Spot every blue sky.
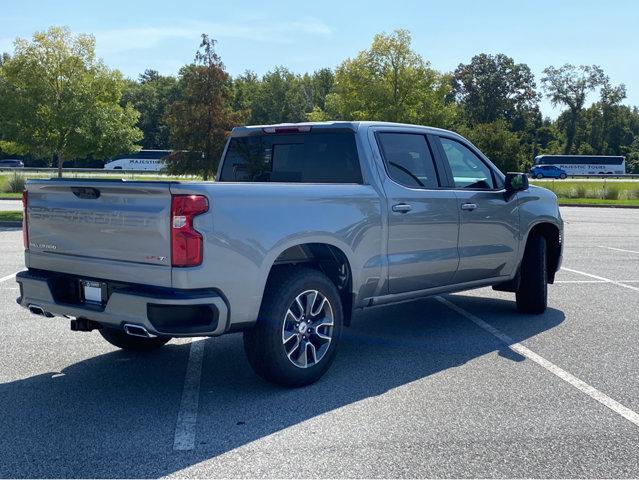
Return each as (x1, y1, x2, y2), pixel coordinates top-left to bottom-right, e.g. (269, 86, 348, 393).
(2, 0, 638, 118)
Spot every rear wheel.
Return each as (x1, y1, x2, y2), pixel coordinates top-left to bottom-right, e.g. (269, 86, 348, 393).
(244, 268, 343, 387)
(535, 174, 544, 179)
(99, 327, 170, 351)
(559, 173, 567, 179)
(516, 234, 547, 314)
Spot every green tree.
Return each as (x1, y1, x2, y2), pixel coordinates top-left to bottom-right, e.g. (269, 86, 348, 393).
(164, 35, 245, 179)
(251, 67, 309, 123)
(308, 68, 334, 111)
(121, 69, 180, 149)
(325, 29, 456, 127)
(564, 77, 633, 157)
(541, 64, 606, 154)
(233, 67, 334, 124)
(232, 70, 260, 117)
(626, 136, 639, 174)
(452, 53, 539, 129)
(459, 120, 528, 172)
(0, 26, 141, 176)
(0, 52, 10, 67)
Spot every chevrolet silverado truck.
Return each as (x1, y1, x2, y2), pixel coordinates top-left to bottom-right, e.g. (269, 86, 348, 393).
(17, 122, 563, 387)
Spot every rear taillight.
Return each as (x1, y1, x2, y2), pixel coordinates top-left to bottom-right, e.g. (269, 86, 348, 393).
(171, 195, 208, 267)
(22, 190, 28, 249)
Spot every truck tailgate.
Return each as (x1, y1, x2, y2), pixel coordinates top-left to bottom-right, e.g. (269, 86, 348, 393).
(26, 180, 172, 275)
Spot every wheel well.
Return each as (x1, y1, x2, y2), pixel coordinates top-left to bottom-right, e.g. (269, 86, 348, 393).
(527, 223, 561, 283)
(265, 243, 354, 326)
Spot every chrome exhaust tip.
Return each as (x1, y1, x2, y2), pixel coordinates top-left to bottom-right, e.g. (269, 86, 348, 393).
(123, 323, 155, 338)
(28, 304, 54, 317)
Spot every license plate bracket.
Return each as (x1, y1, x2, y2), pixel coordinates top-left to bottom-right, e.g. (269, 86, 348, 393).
(80, 280, 106, 305)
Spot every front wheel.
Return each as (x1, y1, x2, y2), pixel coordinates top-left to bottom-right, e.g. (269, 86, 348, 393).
(99, 327, 170, 351)
(244, 268, 343, 387)
(516, 235, 547, 314)
(535, 174, 544, 179)
(559, 173, 567, 179)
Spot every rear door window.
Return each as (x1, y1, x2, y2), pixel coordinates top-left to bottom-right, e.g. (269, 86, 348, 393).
(376, 133, 439, 189)
(219, 132, 362, 183)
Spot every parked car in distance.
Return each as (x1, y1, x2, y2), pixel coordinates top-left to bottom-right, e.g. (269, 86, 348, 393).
(17, 121, 563, 387)
(530, 165, 568, 179)
(0, 159, 25, 168)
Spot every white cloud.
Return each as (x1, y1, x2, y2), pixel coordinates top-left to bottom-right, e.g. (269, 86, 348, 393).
(94, 18, 332, 54)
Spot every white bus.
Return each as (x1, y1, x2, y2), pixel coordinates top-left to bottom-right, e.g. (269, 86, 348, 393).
(533, 155, 626, 175)
(104, 150, 171, 171)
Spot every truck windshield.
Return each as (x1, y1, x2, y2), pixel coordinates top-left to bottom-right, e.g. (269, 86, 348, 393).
(218, 131, 362, 183)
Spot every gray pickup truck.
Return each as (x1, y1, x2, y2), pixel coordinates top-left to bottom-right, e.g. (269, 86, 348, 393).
(17, 121, 563, 386)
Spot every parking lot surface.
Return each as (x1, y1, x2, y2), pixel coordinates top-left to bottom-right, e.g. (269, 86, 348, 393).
(0, 200, 21, 211)
(0, 206, 638, 478)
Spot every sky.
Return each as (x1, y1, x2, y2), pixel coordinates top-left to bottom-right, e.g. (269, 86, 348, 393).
(2, 0, 638, 118)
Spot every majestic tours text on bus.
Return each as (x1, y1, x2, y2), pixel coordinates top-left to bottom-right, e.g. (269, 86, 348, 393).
(533, 155, 626, 175)
(104, 150, 171, 171)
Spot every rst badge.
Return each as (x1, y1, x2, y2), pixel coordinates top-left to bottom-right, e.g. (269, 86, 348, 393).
(29, 242, 57, 250)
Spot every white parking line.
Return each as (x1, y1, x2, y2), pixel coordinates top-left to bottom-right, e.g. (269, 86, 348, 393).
(436, 296, 639, 428)
(555, 280, 606, 284)
(173, 338, 206, 451)
(598, 246, 639, 254)
(562, 267, 639, 293)
(0, 271, 19, 283)
(555, 280, 639, 284)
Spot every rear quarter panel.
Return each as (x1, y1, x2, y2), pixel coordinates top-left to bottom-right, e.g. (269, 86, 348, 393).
(169, 182, 383, 326)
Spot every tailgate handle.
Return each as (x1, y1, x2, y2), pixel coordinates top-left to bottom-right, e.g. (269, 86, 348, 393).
(71, 187, 101, 199)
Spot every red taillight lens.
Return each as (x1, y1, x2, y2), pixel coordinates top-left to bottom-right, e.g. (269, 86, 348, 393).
(262, 126, 312, 134)
(171, 195, 208, 267)
(22, 190, 28, 249)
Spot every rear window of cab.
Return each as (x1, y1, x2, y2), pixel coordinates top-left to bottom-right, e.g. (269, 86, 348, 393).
(218, 132, 362, 184)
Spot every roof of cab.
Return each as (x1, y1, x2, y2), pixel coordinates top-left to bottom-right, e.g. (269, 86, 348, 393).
(230, 121, 458, 138)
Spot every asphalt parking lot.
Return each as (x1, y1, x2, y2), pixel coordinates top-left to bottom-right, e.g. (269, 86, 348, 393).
(0, 206, 638, 478)
(0, 200, 21, 211)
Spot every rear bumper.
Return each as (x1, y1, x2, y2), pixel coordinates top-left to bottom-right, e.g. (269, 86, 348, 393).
(16, 270, 229, 337)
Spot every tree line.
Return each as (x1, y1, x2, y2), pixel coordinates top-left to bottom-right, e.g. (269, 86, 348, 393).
(1, 26, 638, 177)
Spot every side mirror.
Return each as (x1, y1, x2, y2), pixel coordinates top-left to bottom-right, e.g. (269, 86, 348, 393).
(505, 172, 529, 192)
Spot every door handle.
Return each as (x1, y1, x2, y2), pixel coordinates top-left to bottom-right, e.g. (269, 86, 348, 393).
(392, 203, 412, 213)
(461, 203, 478, 211)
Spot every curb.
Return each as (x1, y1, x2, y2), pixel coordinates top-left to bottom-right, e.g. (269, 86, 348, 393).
(0, 221, 22, 228)
(559, 203, 639, 209)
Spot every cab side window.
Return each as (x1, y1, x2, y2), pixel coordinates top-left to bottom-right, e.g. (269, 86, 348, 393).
(377, 133, 439, 189)
(439, 137, 495, 190)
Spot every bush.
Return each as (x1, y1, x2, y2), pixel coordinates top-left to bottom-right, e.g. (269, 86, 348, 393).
(602, 185, 621, 200)
(4, 173, 26, 193)
(576, 185, 587, 198)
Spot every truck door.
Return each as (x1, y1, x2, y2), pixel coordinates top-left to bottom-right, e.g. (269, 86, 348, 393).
(373, 130, 460, 294)
(432, 135, 519, 284)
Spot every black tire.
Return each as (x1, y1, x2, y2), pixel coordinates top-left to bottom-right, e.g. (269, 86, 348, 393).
(516, 234, 548, 314)
(243, 268, 343, 387)
(536, 174, 544, 179)
(99, 327, 170, 351)
(559, 173, 567, 179)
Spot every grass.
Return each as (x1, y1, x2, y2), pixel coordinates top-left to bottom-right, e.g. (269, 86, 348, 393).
(531, 179, 639, 202)
(558, 198, 639, 206)
(0, 172, 203, 194)
(0, 192, 21, 199)
(0, 211, 23, 222)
